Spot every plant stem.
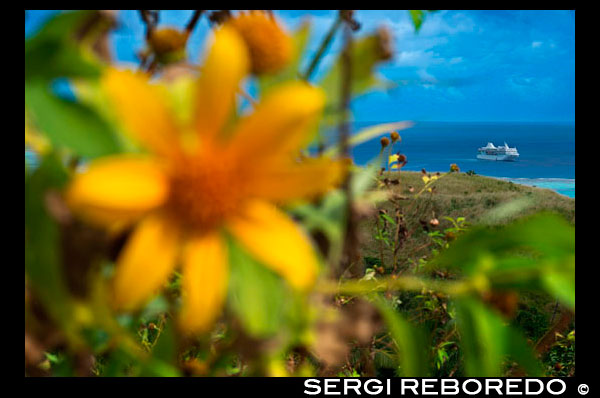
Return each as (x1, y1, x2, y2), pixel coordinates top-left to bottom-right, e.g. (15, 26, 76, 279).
(139, 10, 159, 40)
(315, 275, 471, 297)
(337, 20, 362, 279)
(185, 10, 204, 33)
(301, 16, 342, 81)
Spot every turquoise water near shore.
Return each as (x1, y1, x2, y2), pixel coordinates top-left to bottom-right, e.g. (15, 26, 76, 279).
(496, 177, 575, 198)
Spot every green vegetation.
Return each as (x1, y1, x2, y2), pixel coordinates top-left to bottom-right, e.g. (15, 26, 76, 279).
(25, 11, 574, 378)
(350, 169, 575, 377)
(361, 171, 574, 269)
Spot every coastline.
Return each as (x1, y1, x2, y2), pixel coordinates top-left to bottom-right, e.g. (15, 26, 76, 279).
(490, 176, 575, 198)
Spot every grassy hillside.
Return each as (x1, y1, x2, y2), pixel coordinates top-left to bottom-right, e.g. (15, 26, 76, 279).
(355, 170, 575, 376)
(359, 170, 574, 271)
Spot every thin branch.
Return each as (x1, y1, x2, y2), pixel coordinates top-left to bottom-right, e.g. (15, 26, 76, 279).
(139, 10, 159, 40)
(338, 19, 361, 279)
(301, 15, 342, 81)
(185, 10, 204, 33)
(237, 88, 257, 107)
(315, 275, 471, 297)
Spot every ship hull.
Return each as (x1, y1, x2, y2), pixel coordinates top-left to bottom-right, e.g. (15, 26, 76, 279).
(477, 154, 519, 161)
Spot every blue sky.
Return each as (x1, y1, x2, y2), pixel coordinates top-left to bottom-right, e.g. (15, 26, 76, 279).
(26, 10, 575, 123)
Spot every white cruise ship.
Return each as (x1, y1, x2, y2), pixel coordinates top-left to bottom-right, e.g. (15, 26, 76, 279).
(477, 142, 519, 161)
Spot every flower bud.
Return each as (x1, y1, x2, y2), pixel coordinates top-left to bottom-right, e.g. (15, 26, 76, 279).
(148, 27, 189, 57)
(228, 11, 292, 75)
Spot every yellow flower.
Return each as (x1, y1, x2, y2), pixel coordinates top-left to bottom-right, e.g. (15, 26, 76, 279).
(388, 154, 399, 170)
(422, 175, 439, 184)
(227, 11, 292, 75)
(66, 26, 345, 334)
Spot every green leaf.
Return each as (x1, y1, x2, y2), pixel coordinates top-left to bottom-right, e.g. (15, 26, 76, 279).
(428, 213, 574, 310)
(25, 11, 102, 81)
(152, 321, 177, 365)
(409, 11, 426, 32)
(289, 189, 346, 254)
(322, 121, 414, 157)
(505, 326, 543, 376)
(140, 359, 180, 377)
(373, 296, 430, 376)
(454, 298, 506, 376)
(25, 153, 73, 329)
(454, 298, 541, 376)
(227, 239, 289, 338)
(353, 163, 378, 196)
(480, 197, 535, 225)
(380, 213, 396, 225)
(429, 213, 574, 277)
(25, 81, 121, 158)
(542, 264, 575, 310)
(26, 40, 101, 81)
(28, 10, 95, 40)
(101, 348, 136, 376)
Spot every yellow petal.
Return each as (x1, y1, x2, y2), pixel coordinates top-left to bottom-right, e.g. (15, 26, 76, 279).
(228, 82, 325, 162)
(66, 155, 169, 227)
(179, 232, 228, 334)
(227, 200, 318, 290)
(102, 68, 181, 157)
(249, 157, 346, 203)
(194, 26, 249, 142)
(113, 213, 180, 310)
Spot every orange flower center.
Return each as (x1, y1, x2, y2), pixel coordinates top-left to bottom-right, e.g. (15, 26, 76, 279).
(166, 153, 246, 231)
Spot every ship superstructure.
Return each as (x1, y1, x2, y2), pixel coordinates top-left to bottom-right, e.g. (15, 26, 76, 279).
(477, 142, 519, 161)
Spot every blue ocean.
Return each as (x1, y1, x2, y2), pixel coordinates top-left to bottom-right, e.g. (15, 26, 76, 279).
(349, 122, 575, 198)
(25, 122, 575, 198)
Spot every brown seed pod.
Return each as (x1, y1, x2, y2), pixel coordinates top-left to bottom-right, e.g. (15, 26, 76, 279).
(208, 10, 232, 25)
(380, 137, 390, 148)
(148, 27, 189, 56)
(390, 131, 400, 143)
